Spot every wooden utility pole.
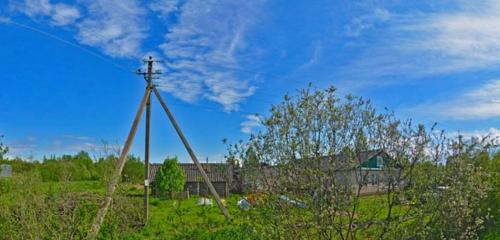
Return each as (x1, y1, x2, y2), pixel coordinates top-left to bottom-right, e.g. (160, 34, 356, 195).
(88, 56, 230, 239)
(143, 57, 154, 223)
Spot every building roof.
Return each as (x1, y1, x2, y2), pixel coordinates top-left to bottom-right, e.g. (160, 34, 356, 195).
(322, 149, 387, 168)
(255, 149, 390, 173)
(149, 163, 231, 183)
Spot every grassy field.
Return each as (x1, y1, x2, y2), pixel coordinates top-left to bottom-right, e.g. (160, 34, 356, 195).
(124, 188, 405, 239)
(126, 195, 257, 240)
(0, 179, 257, 239)
(2, 179, 496, 239)
(0, 179, 412, 239)
(0, 179, 397, 239)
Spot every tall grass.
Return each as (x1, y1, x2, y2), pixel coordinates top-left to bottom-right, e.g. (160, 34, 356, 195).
(0, 173, 142, 240)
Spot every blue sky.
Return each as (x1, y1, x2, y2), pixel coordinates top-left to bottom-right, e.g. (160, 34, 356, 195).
(1, 0, 500, 163)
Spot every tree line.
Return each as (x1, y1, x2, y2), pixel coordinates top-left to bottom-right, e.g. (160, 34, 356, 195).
(0, 147, 144, 184)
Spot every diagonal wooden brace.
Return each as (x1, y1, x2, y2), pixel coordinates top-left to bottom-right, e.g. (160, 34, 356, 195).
(152, 87, 231, 220)
(88, 87, 152, 239)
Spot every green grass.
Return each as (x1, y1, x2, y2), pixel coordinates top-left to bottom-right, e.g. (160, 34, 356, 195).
(5, 179, 495, 239)
(0, 179, 256, 239)
(125, 195, 257, 240)
(124, 193, 409, 239)
(0, 179, 400, 239)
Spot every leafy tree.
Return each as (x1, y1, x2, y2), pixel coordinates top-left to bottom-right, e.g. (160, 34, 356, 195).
(153, 157, 185, 198)
(39, 159, 63, 181)
(478, 151, 500, 238)
(0, 135, 8, 160)
(94, 155, 117, 183)
(244, 146, 259, 167)
(227, 85, 497, 239)
(68, 151, 94, 181)
(122, 155, 144, 183)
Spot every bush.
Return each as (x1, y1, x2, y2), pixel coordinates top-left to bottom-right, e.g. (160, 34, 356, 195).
(122, 155, 144, 184)
(39, 159, 63, 181)
(153, 157, 185, 198)
(0, 178, 13, 194)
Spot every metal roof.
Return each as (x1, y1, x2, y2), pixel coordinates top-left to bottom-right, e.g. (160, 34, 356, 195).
(149, 163, 231, 182)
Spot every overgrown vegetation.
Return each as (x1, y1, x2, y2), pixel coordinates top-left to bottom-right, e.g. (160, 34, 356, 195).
(0, 142, 146, 239)
(227, 86, 500, 239)
(0, 85, 498, 239)
(0, 177, 142, 239)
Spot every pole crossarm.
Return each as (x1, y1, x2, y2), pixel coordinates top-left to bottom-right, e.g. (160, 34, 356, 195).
(88, 87, 152, 239)
(152, 87, 231, 220)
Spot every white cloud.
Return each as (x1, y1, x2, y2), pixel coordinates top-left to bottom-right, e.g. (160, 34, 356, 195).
(5, 134, 100, 159)
(75, 0, 147, 58)
(340, 1, 500, 88)
(51, 3, 80, 26)
(10, 0, 80, 26)
(447, 128, 500, 145)
(403, 2, 500, 73)
(63, 134, 94, 141)
(345, 7, 390, 37)
(5, 136, 38, 158)
(156, 0, 265, 112)
(240, 115, 262, 134)
(12, 0, 52, 17)
(411, 79, 500, 120)
(149, 0, 179, 18)
(10, 0, 146, 58)
(204, 76, 256, 112)
(296, 41, 323, 72)
(340, 1, 500, 124)
(9, 0, 264, 111)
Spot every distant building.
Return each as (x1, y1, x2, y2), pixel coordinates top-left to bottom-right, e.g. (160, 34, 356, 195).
(149, 163, 233, 197)
(242, 150, 400, 195)
(0, 164, 12, 177)
(149, 150, 398, 198)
